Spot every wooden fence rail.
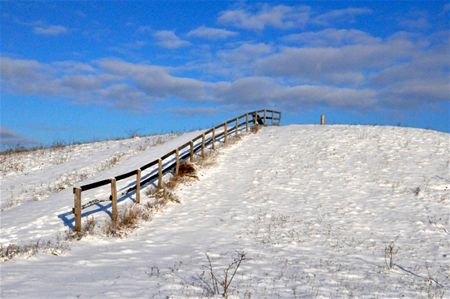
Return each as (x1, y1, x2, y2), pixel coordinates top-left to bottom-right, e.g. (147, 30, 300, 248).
(72, 109, 281, 232)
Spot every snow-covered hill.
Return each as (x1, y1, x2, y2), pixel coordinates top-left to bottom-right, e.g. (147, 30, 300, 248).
(0, 134, 181, 210)
(1, 125, 449, 298)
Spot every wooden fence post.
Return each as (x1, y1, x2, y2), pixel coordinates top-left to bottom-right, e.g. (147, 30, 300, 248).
(189, 141, 194, 162)
(254, 112, 257, 126)
(175, 148, 180, 176)
(136, 169, 141, 204)
(245, 113, 249, 131)
(264, 109, 267, 127)
(212, 128, 216, 150)
(201, 134, 205, 159)
(224, 122, 228, 143)
(73, 187, 82, 232)
(235, 117, 239, 135)
(111, 178, 118, 224)
(157, 159, 163, 190)
(321, 114, 325, 125)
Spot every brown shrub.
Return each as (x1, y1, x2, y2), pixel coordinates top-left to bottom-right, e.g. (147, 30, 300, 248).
(118, 206, 141, 229)
(250, 125, 260, 133)
(178, 160, 197, 177)
(153, 188, 180, 204)
(105, 206, 141, 236)
(164, 160, 198, 190)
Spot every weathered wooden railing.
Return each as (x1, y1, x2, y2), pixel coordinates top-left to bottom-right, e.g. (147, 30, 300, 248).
(72, 109, 281, 232)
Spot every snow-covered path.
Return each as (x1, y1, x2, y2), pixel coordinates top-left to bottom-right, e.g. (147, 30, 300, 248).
(1, 125, 449, 298)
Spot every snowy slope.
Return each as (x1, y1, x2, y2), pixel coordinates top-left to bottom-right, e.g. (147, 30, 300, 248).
(0, 134, 179, 210)
(0, 131, 201, 245)
(1, 125, 449, 298)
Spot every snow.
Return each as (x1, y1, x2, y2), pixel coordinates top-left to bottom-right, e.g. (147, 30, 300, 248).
(1, 125, 449, 298)
(0, 131, 201, 245)
(0, 134, 180, 210)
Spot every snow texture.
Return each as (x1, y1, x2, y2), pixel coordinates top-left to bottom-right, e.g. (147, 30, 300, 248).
(0, 125, 449, 298)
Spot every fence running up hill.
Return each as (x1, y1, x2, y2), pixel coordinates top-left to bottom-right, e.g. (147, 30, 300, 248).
(72, 109, 281, 232)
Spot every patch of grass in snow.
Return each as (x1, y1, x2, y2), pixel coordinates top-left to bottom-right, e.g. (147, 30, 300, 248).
(199, 251, 248, 297)
(104, 206, 142, 236)
(384, 241, 399, 270)
(250, 125, 260, 134)
(0, 237, 69, 262)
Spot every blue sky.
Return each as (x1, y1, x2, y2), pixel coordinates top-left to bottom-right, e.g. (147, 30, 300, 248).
(1, 1, 449, 149)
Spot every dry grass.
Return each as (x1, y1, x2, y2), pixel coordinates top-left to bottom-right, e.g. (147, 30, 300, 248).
(178, 160, 197, 177)
(250, 125, 260, 134)
(1, 238, 69, 261)
(102, 161, 199, 237)
(166, 160, 199, 189)
(104, 206, 141, 237)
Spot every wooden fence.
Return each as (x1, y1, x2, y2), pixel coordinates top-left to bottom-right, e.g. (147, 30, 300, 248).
(72, 109, 281, 232)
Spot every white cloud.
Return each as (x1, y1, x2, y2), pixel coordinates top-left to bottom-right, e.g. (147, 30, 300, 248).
(369, 45, 449, 108)
(1, 28, 447, 114)
(256, 33, 418, 84)
(153, 30, 190, 49)
(213, 77, 279, 104)
(218, 5, 310, 30)
(217, 5, 373, 31)
(283, 29, 380, 46)
(398, 11, 431, 30)
(213, 77, 377, 109)
(0, 56, 379, 112)
(282, 85, 377, 109)
(314, 8, 373, 25)
(186, 26, 238, 39)
(33, 24, 68, 36)
(218, 43, 273, 65)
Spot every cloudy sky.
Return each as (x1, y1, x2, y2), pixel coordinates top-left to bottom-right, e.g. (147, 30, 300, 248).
(1, 1, 449, 148)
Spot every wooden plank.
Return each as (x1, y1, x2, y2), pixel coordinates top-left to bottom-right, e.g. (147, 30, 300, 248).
(201, 134, 205, 158)
(175, 148, 180, 176)
(214, 122, 225, 130)
(157, 159, 163, 190)
(203, 128, 213, 135)
(321, 114, 325, 125)
(80, 179, 111, 191)
(111, 178, 118, 224)
(115, 169, 138, 182)
(235, 117, 239, 135)
(73, 187, 82, 232)
(264, 109, 267, 127)
(245, 113, 249, 131)
(192, 134, 203, 143)
(160, 148, 176, 161)
(136, 169, 141, 204)
(224, 122, 228, 143)
(140, 159, 159, 171)
(190, 141, 194, 162)
(212, 127, 216, 150)
(178, 140, 191, 151)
